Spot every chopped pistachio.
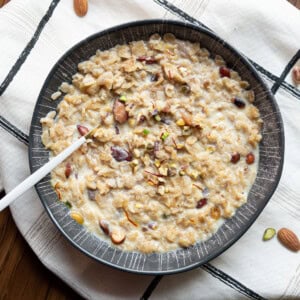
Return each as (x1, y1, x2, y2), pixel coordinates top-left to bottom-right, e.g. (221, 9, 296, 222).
(65, 201, 72, 209)
(263, 228, 276, 241)
(154, 160, 161, 168)
(119, 94, 127, 102)
(176, 118, 185, 126)
(165, 187, 169, 193)
(154, 115, 161, 122)
(143, 128, 150, 135)
(161, 132, 169, 141)
(179, 170, 186, 176)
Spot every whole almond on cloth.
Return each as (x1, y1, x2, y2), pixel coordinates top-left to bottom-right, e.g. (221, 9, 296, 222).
(0, 0, 10, 8)
(292, 66, 300, 85)
(277, 228, 300, 252)
(74, 0, 88, 17)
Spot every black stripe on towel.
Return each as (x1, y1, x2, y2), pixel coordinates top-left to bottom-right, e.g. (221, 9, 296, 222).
(271, 49, 300, 94)
(0, 116, 29, 145)
(201, 263, 266, 300)
(0, 0, 60, 96)
(140, 275, 163, 300)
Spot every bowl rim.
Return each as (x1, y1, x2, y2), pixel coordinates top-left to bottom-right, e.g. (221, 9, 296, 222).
(28, 18, 285, 275)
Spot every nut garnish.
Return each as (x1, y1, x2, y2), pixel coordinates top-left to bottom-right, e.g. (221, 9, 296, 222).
(292, 66, 300, 85)
(110, 230, 126, 244)
(262, 228, 276, 241)
(277, 228, 300, 252)
(113, 99, 128, 124)
(74, 0, 88, 17)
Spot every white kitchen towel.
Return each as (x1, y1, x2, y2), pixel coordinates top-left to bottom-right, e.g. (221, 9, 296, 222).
(0, 0, 300, 299)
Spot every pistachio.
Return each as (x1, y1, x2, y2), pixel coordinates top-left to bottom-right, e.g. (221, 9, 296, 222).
(263, 228, 276, 241)
(65, 201, 72, 209)
(119, 94, 127, 102)
(143, 128, 150, 135)
(161, 132, 169, 141)
(154, 115, 161, 122)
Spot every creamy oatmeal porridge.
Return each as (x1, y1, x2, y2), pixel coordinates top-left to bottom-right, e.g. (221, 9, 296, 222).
(41, 33, 262, 253)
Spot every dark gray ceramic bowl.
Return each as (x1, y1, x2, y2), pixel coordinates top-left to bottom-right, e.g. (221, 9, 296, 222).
(29, 19, 284, 275)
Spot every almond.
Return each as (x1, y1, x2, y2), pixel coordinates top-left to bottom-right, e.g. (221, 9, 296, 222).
(74, 0, 88, 17)
(113, 99, 128, 124)
(110, 230, 126, 245)
(277, 228, 300, 252)
(0, 0, 10, 8)
(292, 66, 300, 85)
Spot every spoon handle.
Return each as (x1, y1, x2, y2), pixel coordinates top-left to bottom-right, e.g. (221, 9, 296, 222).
(0, 136, 86, 212)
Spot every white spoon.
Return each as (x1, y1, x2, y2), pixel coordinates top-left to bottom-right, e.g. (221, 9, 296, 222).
(0, 127, 99, 212)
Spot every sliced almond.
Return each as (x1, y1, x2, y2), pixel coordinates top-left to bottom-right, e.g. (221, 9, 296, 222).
(74, 0, 88, 17)
(110, 230, 126, 244)
(99, 220, 109, 235)
(113, 99, 128, 124)
(277, 228, 300, 252)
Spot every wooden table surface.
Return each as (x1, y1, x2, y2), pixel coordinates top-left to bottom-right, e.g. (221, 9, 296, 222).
(0, 1, 299, 300)
(0, 191, 82, 300)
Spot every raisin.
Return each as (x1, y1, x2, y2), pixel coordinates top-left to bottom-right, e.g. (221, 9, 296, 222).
(196, 198, 207, 209)
(231, 152, 240, 164)
(219, 66, 231, 78)
(233, 97, 246, 109)
(246, 152, 255, 164)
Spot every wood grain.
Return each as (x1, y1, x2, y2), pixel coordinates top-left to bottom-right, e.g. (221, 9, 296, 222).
(0, 191, 82, 300)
